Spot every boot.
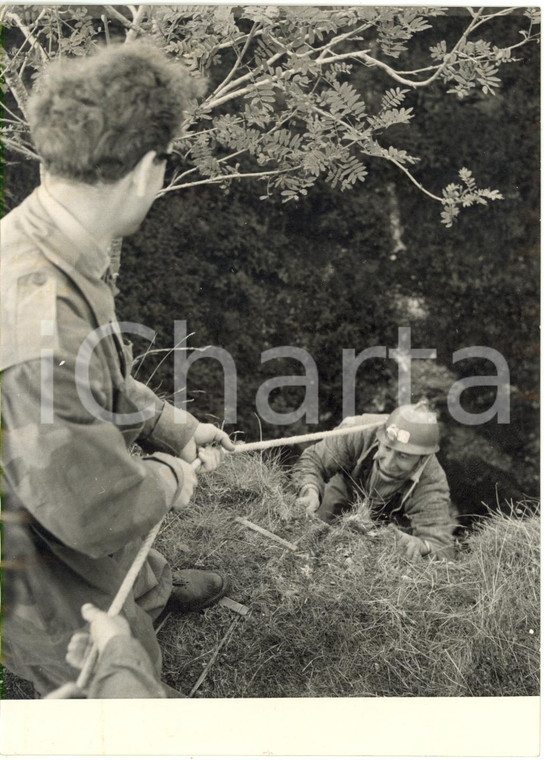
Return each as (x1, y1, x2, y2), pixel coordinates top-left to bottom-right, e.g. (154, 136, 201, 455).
(165, 569, 230, 614)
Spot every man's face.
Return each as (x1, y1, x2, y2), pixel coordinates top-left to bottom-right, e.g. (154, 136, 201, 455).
(376, 441, 421, 480)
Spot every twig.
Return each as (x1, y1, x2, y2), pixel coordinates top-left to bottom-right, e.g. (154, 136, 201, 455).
(235, 517, 299, 551)
(218, 597, 249, 616)
(158, 166, 294, 196)
(2, 137, 40, 161)
(212, 21, 260, 99)
(188, 618, 239, 698)
(104, 5, 133, 30)
(5, 10, 48, 64)
(387, 158, 444, 204)
(101, 14, 111, 45)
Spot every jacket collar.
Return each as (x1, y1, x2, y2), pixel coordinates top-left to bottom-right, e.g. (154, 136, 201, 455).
(18, 186, 116, 330)
(31, 184, 111, 280)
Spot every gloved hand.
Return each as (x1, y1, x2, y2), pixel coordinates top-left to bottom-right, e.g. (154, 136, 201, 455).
(172, 458, 198, 510)
(197, 445, 225, 473)
(393, 527, 432, 560)
(47, 604, 133, 699)
(296, 485, 321, 516)
(194, 422, 235, 451)
(180, 423, 235, 464)
(66, 603, 132, 670)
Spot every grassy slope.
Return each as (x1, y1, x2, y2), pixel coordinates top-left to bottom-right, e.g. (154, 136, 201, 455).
(2, 452, 539, 699)
(155, 453, 540, 698)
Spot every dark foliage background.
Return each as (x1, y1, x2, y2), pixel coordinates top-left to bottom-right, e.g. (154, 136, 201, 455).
(112, 17, 539, 520)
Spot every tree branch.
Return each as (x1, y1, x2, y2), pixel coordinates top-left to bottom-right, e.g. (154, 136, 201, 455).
(203, 45, 287, 103)
(387, 158, 443, 203)
(211, 22, 260, 99)
(163, 147, 248, 191)
(2, 56, 30, 119)
(104, 5, 133, 30)
(470, 7, 520, 31)
(126, 5, 149, 42)
(203, 76, 277, 111)
(319, 8, 484, 89)
(2, 100, 29, 125)
(158, 166, 294, 195)
(315, 21, 374, 60)
(2, 136, 40, 161)
(310, 105, 442, 202)
(4, 9, 48, 65)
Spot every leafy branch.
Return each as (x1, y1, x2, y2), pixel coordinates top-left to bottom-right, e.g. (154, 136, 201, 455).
(1, 5, 539, 224)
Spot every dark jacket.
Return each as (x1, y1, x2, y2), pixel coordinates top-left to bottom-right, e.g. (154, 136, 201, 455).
(293, 414, 455, 556)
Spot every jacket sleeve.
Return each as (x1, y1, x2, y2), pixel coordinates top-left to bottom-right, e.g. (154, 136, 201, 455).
(2, 349, 185, 559)
(292, 428, 364, 499)
(124, 374, 199, 454)
(87, 635, 166, 699)
(403, 457, 456, 559)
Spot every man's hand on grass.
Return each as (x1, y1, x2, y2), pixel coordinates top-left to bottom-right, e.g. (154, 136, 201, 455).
(393, 528, 431, 560)
(296, 485, 321, 517)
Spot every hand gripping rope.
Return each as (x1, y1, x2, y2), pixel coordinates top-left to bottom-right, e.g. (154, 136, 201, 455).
(75, 420, 382, 691)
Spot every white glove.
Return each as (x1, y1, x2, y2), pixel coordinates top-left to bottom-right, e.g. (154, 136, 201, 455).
(197, 445, 225, 473)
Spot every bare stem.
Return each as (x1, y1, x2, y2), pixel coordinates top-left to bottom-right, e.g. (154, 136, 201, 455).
(387, 159, 443, 203)
(5, 9, 48, 64)
(126, 5, 149, 42)
(158, 166, 295, 195)
(212, 22, 260, 99)
(2, 136, 40, 161)
(104, 5, 133, 30)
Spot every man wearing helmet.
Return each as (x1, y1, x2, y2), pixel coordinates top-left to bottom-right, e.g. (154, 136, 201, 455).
(293, 403, 455, 560)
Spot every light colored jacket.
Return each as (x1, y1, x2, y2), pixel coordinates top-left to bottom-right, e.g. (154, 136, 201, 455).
(1, 186, 198, 689)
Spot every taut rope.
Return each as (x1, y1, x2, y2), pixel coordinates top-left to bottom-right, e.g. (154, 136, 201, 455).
(75, 421, 382, 690)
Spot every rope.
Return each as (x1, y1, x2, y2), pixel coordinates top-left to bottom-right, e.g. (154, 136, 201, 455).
(75, 522, 163, 690)
(232, 420, 383, 453)
(75, 422, 381, 690)
(76, 460, 201, 691)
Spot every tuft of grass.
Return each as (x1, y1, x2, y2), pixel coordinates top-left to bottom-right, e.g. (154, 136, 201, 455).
(156, 452, 540, 698)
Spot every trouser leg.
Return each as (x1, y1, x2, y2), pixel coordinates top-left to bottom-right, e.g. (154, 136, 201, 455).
(132, 549, 173, 622)
(2, 616, 79, 697)
(316, 473, 353, 523)
(2, 549, 170, 697)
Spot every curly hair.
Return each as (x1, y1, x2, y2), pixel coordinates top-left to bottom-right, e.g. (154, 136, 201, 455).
(28, 43, 205, 184)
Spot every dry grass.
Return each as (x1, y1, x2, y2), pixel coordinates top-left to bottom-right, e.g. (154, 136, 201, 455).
(155, 453, 540, 698)
(2, 452, 539, 699)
